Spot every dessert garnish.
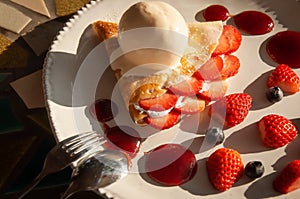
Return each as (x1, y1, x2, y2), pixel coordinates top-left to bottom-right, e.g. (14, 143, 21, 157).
(266, 86, 283, 103)
(211, 93, 252, 128)
(203, 5, 274, 35)
(273, 160, 300, 194)
(212, 25, 242, 55)
(144, 143, 197, 186)
(205, 127, 225, 145)
(104, 125, 141, 158)
(266, 64, 300, 94)
(258, 114, 298, 149)
(206, 148, 244, 191)
(173, 96, 206, 114)
(233, 11, 274, 35)
(143, 110, 181, 130)
(245, 161, 265, 179)
(266, 30, 300, 68)
(203, 4, 229, 21)
(90, 99, 118, 122)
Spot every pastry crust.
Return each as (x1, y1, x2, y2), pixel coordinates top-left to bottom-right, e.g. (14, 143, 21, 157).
(92, 20, 222, 125)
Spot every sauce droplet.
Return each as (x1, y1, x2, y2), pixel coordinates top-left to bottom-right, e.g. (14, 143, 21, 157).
(233, 11, 274, 35)
(203, 4, 229, 21)
(266, 30, 300, 68)
(105, 126, 141, 158)
(145, 144, 197, 186)
(91, 99, 118, 122)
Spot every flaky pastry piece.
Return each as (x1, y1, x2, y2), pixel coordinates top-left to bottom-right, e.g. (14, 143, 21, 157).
(92, 20, 222, 125)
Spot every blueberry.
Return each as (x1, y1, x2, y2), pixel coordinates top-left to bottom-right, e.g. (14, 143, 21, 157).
(205, 127, 224, 145)
(245, 161, 264, 179)
(266, 86, 283, 102)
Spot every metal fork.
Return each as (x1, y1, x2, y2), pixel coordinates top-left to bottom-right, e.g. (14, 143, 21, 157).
(15, 131, 105, 199)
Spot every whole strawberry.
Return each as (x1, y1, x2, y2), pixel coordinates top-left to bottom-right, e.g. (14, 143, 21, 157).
(206, 148, 244, 191)
(211, 93, 252, 128)
(273, 160, 300, 194)
(258, 114, 298, 148)
(267, 64, 300, 94)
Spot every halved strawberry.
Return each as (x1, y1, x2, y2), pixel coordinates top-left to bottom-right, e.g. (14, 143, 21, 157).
(206, 148, 244, 191)
(169, 76, 204, 96)
(221, 54, 240, 78)
(211, 93, 252, 128)
(197, 80, 228, 101)
(267, 64, 300, 94)
(138, 92, 177, 111)
(213, 25, 242, 56)
(258, 114, 298, 148)
(273, 160, 300, 194)
(144, 110, 181, 130)
(174, 96, 206, 114)
(194, 56, 223, 81)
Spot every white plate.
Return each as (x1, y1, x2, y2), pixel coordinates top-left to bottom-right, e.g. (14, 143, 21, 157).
(43, 0, 300, 198)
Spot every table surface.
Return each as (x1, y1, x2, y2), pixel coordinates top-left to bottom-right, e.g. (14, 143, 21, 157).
(0, 0, 105, 198)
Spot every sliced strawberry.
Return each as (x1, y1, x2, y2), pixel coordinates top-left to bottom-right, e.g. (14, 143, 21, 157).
(169, 76, 204, 96)
(211, 93, 252, 128)
(174, 96, 206, 114)
(138, 92, 177, 112)
(221, 54, 240, 78)
(197, 80, 228, 101)
(194, 56, 223, 81)
(267, 64, 300, 94)
(144, 110, 181, 130)
(206, 148, 244, 191)
(213, 25, 242, 56)
(258, 114, 298, 149)
(273, 160, 300, 194)
(212, 29, 230, 56)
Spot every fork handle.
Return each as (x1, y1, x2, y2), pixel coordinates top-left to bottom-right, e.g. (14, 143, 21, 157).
(14, 170, 48, 199)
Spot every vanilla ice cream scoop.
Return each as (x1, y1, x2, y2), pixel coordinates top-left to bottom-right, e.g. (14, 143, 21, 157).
(117, 1, 189, 68)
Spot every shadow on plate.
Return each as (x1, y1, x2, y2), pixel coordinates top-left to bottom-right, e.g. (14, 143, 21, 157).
(244, 70, 274, 110)
(258, 37, 278, 67)
(180, 137, 205, 155)
(45, 24, 114, 108)
(194, 9, 206, 22)
(271, 133, 300, 172)
(223, 122, 272, 154)
(244, 172, 280, 199)
(179, 107, 213, 135)
(180, 158, 219, 196)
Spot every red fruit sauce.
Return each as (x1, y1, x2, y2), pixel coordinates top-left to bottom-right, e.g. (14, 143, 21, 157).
(91, 99, 117, 122)
(203, 4, 229, 21)
(266, 30, 300, 68)
(105, 126, 141, 158)
(233, 11, 274, 35)
(145, 143, 197, 186)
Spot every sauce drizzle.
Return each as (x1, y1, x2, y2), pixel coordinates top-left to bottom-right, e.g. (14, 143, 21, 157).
(233, 11, 274, 35)
(266, 30, 300, 68)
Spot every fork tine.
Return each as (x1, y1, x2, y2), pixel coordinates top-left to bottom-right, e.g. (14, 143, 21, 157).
(70, 143, 103, 161)
(71, 136, 106, 155)
(62, 131, 98, 146)
(64, 133, 100, 152)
